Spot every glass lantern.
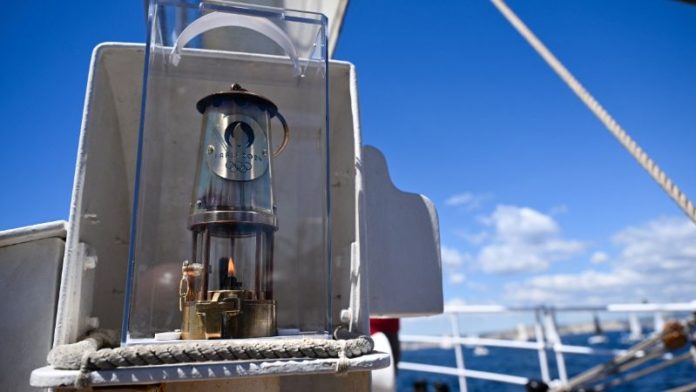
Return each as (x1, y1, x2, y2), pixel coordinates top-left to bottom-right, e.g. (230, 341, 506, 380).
(122, 0, 330, 344)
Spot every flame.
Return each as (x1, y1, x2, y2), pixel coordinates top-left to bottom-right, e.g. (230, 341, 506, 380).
(227, 257, 236, 277)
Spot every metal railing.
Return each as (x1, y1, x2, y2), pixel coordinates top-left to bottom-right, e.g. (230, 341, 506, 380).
(397, 301, 696, 392)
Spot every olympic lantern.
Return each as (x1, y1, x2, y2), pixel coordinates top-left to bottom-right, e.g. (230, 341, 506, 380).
(179, 83, 289, 339)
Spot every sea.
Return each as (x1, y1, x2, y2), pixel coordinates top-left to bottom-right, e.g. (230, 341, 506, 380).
(397, 331, 695, 391)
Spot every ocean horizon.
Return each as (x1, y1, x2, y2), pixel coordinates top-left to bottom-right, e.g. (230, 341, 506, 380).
(397, 330, 694, 391)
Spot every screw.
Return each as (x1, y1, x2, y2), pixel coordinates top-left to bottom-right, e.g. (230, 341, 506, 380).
(207, 145, 215, 154)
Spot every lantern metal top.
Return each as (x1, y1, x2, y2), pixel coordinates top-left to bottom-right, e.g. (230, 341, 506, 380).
(196, 83, 279, 116)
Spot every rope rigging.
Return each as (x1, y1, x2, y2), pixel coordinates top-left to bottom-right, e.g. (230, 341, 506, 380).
(490, 0, 696, 225)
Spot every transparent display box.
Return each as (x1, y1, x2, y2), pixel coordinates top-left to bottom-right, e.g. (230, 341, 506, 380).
(123, 0, 330, 343)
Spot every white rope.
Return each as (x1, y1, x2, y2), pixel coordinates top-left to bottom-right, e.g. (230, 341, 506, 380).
(47, 329, 373, 369)
(490, 0, 696, 225)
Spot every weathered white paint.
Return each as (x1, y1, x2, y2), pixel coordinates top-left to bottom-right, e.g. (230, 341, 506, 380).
(364, 146, 443, 317)
(0, 232, 65, 392)
(30, 352, 389, 388)
(0, 220, 66, 248)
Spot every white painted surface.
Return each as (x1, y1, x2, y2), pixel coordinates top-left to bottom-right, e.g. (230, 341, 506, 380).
(363, 146, 443, 317)
(0, 220, 66, 248)
(30, 352, 389, 388)
(53, 43, 134, 346)
(0, 234, 64, 392)
(370, 333, 395, 392)
(398, 362, 529, 386)
(154, 331, 182, 340)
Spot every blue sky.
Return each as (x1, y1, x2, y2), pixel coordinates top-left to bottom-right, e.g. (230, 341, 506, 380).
(335, 0, 696, 333)
(335, 0, 696, 309)
(1, 1, 695, 333)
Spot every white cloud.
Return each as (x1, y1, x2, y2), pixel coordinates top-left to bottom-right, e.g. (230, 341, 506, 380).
(441, 246, 470, 268)
(590, 251, 609, 264)
(455, 230, 489, 245)
(445, 192, 488, 211)
(476, 205, 585, 273)
(449, 273, 466, 284)
(488, 205, 557, 241)
(614, 217, 696, 271)
(505, 217, 696, 305)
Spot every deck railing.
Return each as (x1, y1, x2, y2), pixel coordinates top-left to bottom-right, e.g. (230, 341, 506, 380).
(397, 301, 696, 391)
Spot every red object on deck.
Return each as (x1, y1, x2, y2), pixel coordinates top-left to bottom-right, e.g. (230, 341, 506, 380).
(370, 318, 400, 334)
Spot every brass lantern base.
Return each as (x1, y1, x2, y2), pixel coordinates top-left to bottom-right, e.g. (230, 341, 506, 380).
(181, 290, 277, 340)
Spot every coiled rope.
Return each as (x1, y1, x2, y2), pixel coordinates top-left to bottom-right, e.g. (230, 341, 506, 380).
(491, 0, 696, 225)
(47, 328, 373, 388)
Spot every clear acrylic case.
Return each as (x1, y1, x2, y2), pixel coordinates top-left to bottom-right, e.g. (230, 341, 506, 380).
(123, 0, 329, 344)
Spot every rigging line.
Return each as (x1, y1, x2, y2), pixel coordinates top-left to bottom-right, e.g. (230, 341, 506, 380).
(490, 0, 696, 225)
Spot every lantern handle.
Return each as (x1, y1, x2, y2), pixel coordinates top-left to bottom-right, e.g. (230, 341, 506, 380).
(272, 112, 290, 157)
(170, 11, 302, 77)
